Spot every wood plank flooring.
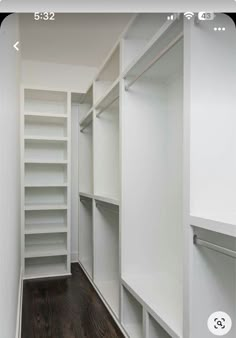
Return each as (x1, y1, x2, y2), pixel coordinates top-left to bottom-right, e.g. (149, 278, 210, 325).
(22, 263, 125, 338)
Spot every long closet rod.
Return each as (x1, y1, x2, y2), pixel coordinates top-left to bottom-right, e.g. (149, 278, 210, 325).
(96, 96, 119, 117)
(193, 235, 236, 259)
(125, 32, 183, 91)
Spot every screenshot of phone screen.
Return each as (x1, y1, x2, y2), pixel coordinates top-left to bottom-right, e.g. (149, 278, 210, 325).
(0, 8, 235, 338)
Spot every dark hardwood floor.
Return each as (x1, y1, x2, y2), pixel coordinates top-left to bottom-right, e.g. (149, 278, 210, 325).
(22, 263, 124, 338)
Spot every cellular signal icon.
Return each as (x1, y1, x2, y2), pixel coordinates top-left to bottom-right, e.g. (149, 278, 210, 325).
(184, 12, 194, 20)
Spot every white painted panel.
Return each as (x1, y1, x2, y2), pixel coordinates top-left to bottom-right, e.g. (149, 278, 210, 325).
(0, 14, 21, 338)
(190, 14, 236, 225)
(79, 120, 93, 194)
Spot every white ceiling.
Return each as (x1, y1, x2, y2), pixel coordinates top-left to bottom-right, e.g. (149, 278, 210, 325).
(19, 13, 132, 67)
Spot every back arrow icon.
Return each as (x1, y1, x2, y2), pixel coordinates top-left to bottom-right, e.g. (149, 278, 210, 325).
(14, 41, 19, 51)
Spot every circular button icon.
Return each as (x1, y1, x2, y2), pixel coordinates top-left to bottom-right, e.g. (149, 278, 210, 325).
(208, 311, 232, 336)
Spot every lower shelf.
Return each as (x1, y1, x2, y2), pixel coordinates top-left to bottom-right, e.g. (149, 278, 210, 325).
(96, 280, 119, 318)
(122, 275, 182, 338)
(24, 256, 68, 279)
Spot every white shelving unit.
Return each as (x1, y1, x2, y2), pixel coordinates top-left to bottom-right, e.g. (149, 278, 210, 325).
(22, 88, 71, 279)
(19, 12, 234, 338)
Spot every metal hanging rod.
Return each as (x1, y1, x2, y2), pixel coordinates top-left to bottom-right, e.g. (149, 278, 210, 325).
(125, 32, 183, 91)
(193, 235, 236, 259)
(96, 96, 119, 117)
(80, 197, 91, 203)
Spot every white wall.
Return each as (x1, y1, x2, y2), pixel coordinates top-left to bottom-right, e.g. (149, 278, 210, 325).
(21, 60, 97, 93)
(0, 14, 21, 338)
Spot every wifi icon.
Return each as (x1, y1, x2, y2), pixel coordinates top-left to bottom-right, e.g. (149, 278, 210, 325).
(184, 12, 194, 20)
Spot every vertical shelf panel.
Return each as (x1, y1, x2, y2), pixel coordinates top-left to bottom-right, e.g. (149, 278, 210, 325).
(94, 201, 120, 317)
(79, 196, 93, 279)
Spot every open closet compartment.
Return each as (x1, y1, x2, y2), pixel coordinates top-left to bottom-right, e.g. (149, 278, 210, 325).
(121, 18, 183, 338)
(78, 195, 93, 279)
(25, 209, 67, 234)
(24, 88, 67, 115)
(121, 13, 167, 73)
(94, 44, 120, 103)
(22, 87, 71, 279)
(191, 226, 236, 338)
(93, 200, 120, 318)
(147, 313, 171, 338)
(94, 81, 120, 202)
(121, 285, 143, 338)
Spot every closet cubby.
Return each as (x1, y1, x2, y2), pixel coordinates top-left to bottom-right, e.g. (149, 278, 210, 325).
(121, 22, 183, 338)
(94, 44, 120, 103)
(25, 187, 67, 206)
(191, 227, 236, 338)
(121, 14, 167, 72)
(122, 286, 143, 338)
(24, 114, 67, 138)
(94, 86, 119, 201)
(148, 314, 171, 338)
(25, 256, 67, 279)
(78, 195, 93, 279)
(25, 233, 67, 258)
(24, 163, 67, 186)
(24, 139, 67, 162)
(93, 201, 119, 317)
(25, 209, 67, 234)
(24, 89, 67, 115)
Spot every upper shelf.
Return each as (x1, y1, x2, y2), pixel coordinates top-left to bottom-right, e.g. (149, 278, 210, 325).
(24, 113, 68, 119)
(94, 79, 119, 117)
(123, 17, 183, 82)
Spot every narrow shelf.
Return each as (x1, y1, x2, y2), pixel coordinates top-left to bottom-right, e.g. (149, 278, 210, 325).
(190, 215, 236, 238)
(24, 257, 68, 279)
(25, 204, 68, 211)
(25, 243, 67, 258)
(24, 160, 68, 164)
(96, 280, 119, 317)
(123, 17, 182, 81)
(94, 194, 119, 206)
(122, 275, 182, 338)
(24, 112, 68, 118)
(94, 78, 119, 113)
(79, 192, 94, 199)
(25, 223, 67, 235)
(25, 183, 68, 187)
(24, 136, 68, 142)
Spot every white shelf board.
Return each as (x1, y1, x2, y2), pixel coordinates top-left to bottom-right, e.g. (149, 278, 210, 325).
(190, 215, 236, 238)
(94, 194, 119, 206)
(25, 223, 67, 235)
(96, 280, 119, 317)
(25, 243, 67, 258)
(94, 78, 120, 111)
(24, 183, 68, 187)
(24, 262, 68, 280)
(24, 112, 68, 118)
(24, 204, 68, 211)
(79, 192, 94, 199)
(24, 136, 68, 142)
(24, 160, 68, 164)
(122, 275, 182, 338)
(122, 17, 182, 79)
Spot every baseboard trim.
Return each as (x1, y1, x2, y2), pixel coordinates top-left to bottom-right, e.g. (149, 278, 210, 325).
(15, 267, 23, 338)
(71, 252, 78, 263)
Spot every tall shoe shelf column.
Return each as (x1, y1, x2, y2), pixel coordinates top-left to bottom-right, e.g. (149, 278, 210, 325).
(22, 88, 71, 279)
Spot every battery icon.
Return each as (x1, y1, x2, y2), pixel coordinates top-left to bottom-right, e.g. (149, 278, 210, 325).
(198, 12, 215, 20)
